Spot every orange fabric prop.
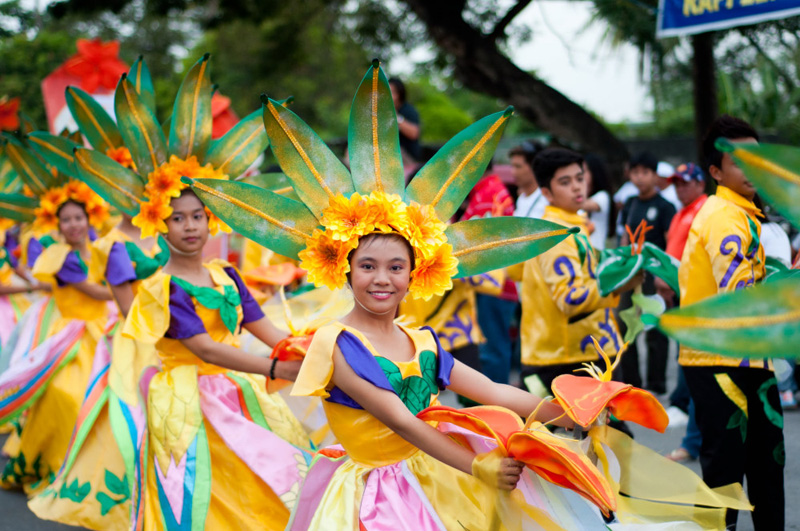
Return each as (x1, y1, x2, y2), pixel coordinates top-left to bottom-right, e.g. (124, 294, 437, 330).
(266, 332, 315, 392)
(418, 405, 617, 516)
(0, 97, 20, 131)
(62, 39, 128, 93)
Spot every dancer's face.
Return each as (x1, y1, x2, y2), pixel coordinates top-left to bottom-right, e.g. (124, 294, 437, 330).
(348, 235, 412, 315)
(164, 192, 209, 255)
(58, 201, 89, 246)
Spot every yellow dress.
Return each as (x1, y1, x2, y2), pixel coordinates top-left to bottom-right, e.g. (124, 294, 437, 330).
(122, 260, 313, 531)
(0, 243, 109, 492)
(288, 322, 613, 530)
(28, 228, 169, 530)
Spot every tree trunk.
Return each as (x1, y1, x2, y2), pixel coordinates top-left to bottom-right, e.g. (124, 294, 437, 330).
(691, 32, 717, 165)
(401, 0, 630, 182)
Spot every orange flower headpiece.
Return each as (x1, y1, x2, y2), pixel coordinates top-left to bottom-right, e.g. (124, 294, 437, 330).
(299, 191, 457, 301)
(33, 180, 110, 233)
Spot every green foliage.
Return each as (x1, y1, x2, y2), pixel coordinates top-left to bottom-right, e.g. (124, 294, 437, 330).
(97, 470, 131, 515)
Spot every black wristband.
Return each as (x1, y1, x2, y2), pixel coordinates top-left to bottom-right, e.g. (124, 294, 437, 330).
(269, 358, 279, 380)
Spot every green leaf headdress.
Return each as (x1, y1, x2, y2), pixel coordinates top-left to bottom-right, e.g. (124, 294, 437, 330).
(186, 60, 577, 301)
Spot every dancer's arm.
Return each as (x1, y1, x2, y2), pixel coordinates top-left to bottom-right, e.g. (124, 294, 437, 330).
(243, 316, 289, 349)
(331, 347, 523, 490)
(109, 282, 135, 316)
(180, 333, 299, 380)
(73, 280, 113, 300)
(447, 360, 574, 428)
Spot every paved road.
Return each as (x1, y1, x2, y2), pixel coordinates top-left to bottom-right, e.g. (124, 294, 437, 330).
(1, 348, 798, 529)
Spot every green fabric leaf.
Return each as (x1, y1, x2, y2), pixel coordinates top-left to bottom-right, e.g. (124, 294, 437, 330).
(757, 379, 783, 429)
(717, 139, 800, 229)
(597, 242, 680, 297)
(405, 108, 512, 221)
(446, 217, 577, 278)
(104, 469, 130, 497)
(169, 54, 213, 162)
(127, 56, 156, 112)
(726, 409, 747, 443)
(347, 60, 404, 197)
(65, 86, 123, 152)
(375, 352, 437, 416)
(171, 277, 241, 334)
(773, 441, 786, 466)
(205, 108, 269, 179)
(115, 74, 168, 178)
(765, 256, 790, 278)
(187, 177, 318, 260)
(652, 276, 800, 359)
(261, 96, 354, 218)
(73, 147, 146, 217)
(0, 192, 38, 222)
(59, 478, 91, 503)
(124, 240, 168, 280)
(27, 132, 81, 180)
(1, 133, 58, 194)
(620, 292, 667, 343)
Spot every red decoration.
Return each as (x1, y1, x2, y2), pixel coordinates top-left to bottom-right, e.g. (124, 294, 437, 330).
(211, 93, 240, 139)
(0, 97, 21, 132)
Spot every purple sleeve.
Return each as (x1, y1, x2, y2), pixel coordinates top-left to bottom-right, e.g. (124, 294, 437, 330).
(55, 251, 88, 286)
(27, 238, 43, 268)
(325, 330, 395, 409)
(105, 242, 138, 286)
(421, 326, 454, 390)
(165, 280, 207, 339)
(223, 266, 264, 324)
(5, 231, 19, 268)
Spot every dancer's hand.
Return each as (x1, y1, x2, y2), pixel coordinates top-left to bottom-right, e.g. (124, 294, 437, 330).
(472, 448, 524, 491)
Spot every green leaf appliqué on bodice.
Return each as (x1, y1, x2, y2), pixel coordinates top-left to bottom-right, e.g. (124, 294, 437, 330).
(375, 350, 438, 416)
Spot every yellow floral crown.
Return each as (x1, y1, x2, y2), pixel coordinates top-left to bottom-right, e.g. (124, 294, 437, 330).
(298, 190, 458, 301)
(34, 180, 110, 233)
(132, 154, 230, 239)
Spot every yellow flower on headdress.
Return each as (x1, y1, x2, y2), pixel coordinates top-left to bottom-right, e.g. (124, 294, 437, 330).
(105, 146, 136, 171)
(144, 156, 187, 200)
(322, 192, 375, 241)
(403, 202, 447, 258)
(368, 191, 407, 234)
(40, 187, 68, 211)
(205, 207, 231, 236)
(133, 198, 172, 239)
(409, 243, 459, 301)
(298, 229, 358, 291)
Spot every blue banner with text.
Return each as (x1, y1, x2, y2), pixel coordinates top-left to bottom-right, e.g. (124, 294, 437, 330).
(657, 0, 800, 38)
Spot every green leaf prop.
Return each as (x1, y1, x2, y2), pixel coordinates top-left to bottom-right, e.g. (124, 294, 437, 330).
(185, 177, 319, 259)
(1, 134, 58, 194)
(347, 59, 404, 197)
(597, 242, 680, 297)
(645, 276, 800, 358)
(717, 139, 800, 228)
(27, 132, 81, 179)
(73, 147, 145, 216)
(205, 108, 268, 179)
(127, 55, 156, 111)
(446, 217, 577, 278)
(405, 107, 513, 221)
(65, 86, 123, 152)
(0, 192, 38, 222)
(115, 74, 167, 178)
(169, 54, 212, 161)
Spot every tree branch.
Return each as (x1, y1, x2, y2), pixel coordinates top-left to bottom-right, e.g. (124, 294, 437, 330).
(488, 0, 533, 42)
(742, 31, 795, 93)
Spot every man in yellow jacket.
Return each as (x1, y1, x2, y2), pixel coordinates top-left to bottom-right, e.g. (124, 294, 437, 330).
(679, 115, 783, 530)
(519, 148, 640, 391)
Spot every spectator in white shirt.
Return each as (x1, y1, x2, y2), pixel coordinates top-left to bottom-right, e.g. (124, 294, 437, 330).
(509, 141, 548, 219)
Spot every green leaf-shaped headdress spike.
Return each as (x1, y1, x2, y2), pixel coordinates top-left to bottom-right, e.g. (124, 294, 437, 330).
(73, 147, 145, 216)
(128, 55, 156, 112)
(646, 276, 800, 359)
(348, 59, 404, 197)
(27, 132, 81, 180)
(205, 108, 269, 179)
(115, 73, 168, 178)
(0, 193, 38, 222)
(1, 133, 59, 195)
(0, 146, 22, 194)
(717, 138, 800, 228)
(169, 53, 212, 162)
(406, 107, 513, 221)
(65, 86, 123, 153)
(261, 95, 354, 218)
(183, 177, 318, 258)
(447, 217, 577, 277)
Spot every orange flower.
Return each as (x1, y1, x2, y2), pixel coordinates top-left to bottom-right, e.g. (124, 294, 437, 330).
(205, 207, 231, 236)
(409, 243, 458, 301)
(403, 202, 447, 258)
(298, 229, 358, 290)
(144, 165, 184, 201)
(367, 191, 407, 233)
(32, 205, 59, 234)
(105, 146, 136, 171)
(132, 198, 172, 238)
(39, 187, 68, 211)
(321, 192, 376, 241)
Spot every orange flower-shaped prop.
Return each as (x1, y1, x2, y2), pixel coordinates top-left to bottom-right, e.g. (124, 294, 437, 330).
(418, 405, 617, 516)
(0, 96, 20, 132)
(404, 202, 447, 256)
(551, 338, 668, 432)
(625, 220, 653, 256)
(33, 180, 110, 233)
(322, 192, 377, 241)
(132, 199, 172, 239)
(409, 243, 459, 301)
(62, 39, 128, 93)
(298, 229, 358, 291)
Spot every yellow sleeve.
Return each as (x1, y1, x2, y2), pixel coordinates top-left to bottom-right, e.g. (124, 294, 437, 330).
(290, 323, 345, 398)
(90, 233, 117, 284)
(459, 269, 505, 296)
(538, 239, 618, 317)
(703, 212, 765, 292)
(122, 273, 171, 344)
(506, 262, 524, 282)
(31, 243, 72, 285)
